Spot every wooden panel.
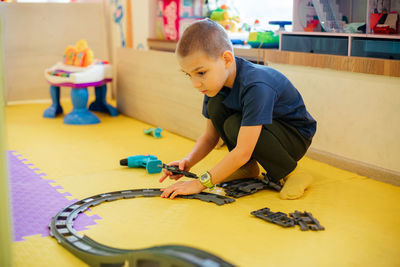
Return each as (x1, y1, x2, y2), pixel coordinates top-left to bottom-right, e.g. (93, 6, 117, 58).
(265, 51, 349, 71)
(269, 62, 400, 175)
(0, 3, 109, 103)
(147, 38, 400, 77)
(307, 148, 400, 186)
(233, 47, 265, 63)
(383, 59, 400, 77)
(264, 50, 400, 77)
(116, 48, 205, 140)
(347, 56, 385, 75)
(147, 38, 178, 52)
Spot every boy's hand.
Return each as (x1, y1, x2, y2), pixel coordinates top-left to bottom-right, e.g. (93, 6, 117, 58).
(160, 180, 206, 199)
(159, 159, 190, 183)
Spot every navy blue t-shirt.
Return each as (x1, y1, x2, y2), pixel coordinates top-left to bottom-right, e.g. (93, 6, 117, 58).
(202, 57, 316, 140)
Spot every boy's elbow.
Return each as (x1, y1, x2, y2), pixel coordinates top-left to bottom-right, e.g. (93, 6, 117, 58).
(234, 148, 253, 164)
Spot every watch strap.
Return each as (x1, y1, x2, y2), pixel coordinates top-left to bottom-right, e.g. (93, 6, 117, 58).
(200, 171, 214, 190)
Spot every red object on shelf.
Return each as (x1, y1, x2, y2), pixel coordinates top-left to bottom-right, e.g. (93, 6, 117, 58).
(371, 12, 398, 34)
(370, 13, 383, 29)
(373, 25, 390, 34)
(160, 0, 203, 41)
(162, 0, 180, 41)
(305, 19, 319, 32)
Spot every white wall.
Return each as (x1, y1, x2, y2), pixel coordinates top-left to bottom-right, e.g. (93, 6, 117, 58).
(131, 0, 153, 49)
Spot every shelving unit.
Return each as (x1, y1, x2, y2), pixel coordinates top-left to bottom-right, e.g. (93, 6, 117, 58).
(147, 0, 400, 76)
(285, 0, 400, 59)
(280, 31, 400, 59)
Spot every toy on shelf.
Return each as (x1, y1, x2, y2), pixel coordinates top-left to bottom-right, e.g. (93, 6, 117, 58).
(311, 0, 345, 32)
(247, 20, 292, 49)
(269, 21, 292, 32)
(43, 40, 118, 125)
(157, 0, 204, 41)
(247, 31, 279, 49)
(210, 4, 240, 32)
(371, 10, 398, 34)
(304, 18, 321, 32)
(144, 127, 163, 138)
(120, 155, 163, 174)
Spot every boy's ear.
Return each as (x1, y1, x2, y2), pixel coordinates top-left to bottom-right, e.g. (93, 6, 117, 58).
(222, 50, 234, 69)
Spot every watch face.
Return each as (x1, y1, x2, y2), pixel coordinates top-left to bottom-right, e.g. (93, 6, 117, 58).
(200, 173, 209, 182)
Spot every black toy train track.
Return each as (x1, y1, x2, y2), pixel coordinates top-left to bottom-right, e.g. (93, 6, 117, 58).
(49, 188, 236, 267)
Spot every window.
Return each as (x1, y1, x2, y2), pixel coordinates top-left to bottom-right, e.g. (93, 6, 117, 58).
(232, 0, 293, 31)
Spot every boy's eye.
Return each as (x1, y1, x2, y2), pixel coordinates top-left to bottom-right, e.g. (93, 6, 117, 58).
(197, 71, 206, 76)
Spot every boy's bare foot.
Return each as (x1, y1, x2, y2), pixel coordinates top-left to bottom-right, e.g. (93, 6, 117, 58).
(224, 159, 260, 182)
(279, 167, 313, 200)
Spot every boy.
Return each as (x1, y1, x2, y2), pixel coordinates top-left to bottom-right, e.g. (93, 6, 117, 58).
(160, 19, 316, 200)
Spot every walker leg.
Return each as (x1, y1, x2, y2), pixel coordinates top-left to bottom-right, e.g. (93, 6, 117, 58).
(89, 84, 118, 116)
(64, 88, 100, 125)
(43, 85, 63, 118)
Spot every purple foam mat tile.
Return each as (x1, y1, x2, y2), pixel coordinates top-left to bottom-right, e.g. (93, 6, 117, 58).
(61, 192, 72, 197)
(7, 151, 102, 241)
(52, 185, 64, 190)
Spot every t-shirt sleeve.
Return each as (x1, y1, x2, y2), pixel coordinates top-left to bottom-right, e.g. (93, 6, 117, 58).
(202, 95, 210, 119)
(241, 83, 276, 126)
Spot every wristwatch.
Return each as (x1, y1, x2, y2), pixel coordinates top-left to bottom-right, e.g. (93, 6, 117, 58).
(200, 171, 214, 190)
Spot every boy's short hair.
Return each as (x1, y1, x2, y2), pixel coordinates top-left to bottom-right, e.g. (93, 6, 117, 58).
(176, 18, 233, 59)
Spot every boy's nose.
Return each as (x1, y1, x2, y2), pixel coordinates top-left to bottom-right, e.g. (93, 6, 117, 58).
(192, 80, 202, 89)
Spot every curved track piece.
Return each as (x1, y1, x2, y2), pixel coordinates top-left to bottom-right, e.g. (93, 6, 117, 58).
(180, 191, 235, 205)
(49, 188, 235, 267)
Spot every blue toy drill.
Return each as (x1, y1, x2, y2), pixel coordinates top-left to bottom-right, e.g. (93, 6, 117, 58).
(119, 155, 162, 174)
(120, 155, 198, 177)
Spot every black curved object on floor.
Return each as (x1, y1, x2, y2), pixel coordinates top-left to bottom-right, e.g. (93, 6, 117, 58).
(49, 188, 236, 267)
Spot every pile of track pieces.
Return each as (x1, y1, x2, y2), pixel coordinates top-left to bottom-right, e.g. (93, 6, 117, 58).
(217, 174, 282, 198)
(251, 207, 325, 231)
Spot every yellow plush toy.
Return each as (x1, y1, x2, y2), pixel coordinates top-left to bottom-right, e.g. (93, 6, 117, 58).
(63, 40, 94, 67)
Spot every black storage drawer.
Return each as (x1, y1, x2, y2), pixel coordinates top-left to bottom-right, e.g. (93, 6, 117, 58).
(281, 34, 348, 56)
(351, 37, 400, 60)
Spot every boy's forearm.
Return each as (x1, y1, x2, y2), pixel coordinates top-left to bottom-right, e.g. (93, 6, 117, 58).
(185, 133, 219, 168)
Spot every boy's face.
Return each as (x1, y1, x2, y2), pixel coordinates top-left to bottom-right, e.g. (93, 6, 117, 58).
(178, 51, 231, 97)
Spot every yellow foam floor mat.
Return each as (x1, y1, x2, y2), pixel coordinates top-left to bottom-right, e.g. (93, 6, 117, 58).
(6, 101, 400, 267)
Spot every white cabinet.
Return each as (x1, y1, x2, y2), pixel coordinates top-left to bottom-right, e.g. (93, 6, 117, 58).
(287, 0, 400, 59)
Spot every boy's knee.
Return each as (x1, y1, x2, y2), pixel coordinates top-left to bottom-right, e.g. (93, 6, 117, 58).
(223, 113, 241, 143)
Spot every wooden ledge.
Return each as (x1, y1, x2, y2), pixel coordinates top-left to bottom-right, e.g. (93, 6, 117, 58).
(264, 50, 400, 77)
(148, 38, 400, 77)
